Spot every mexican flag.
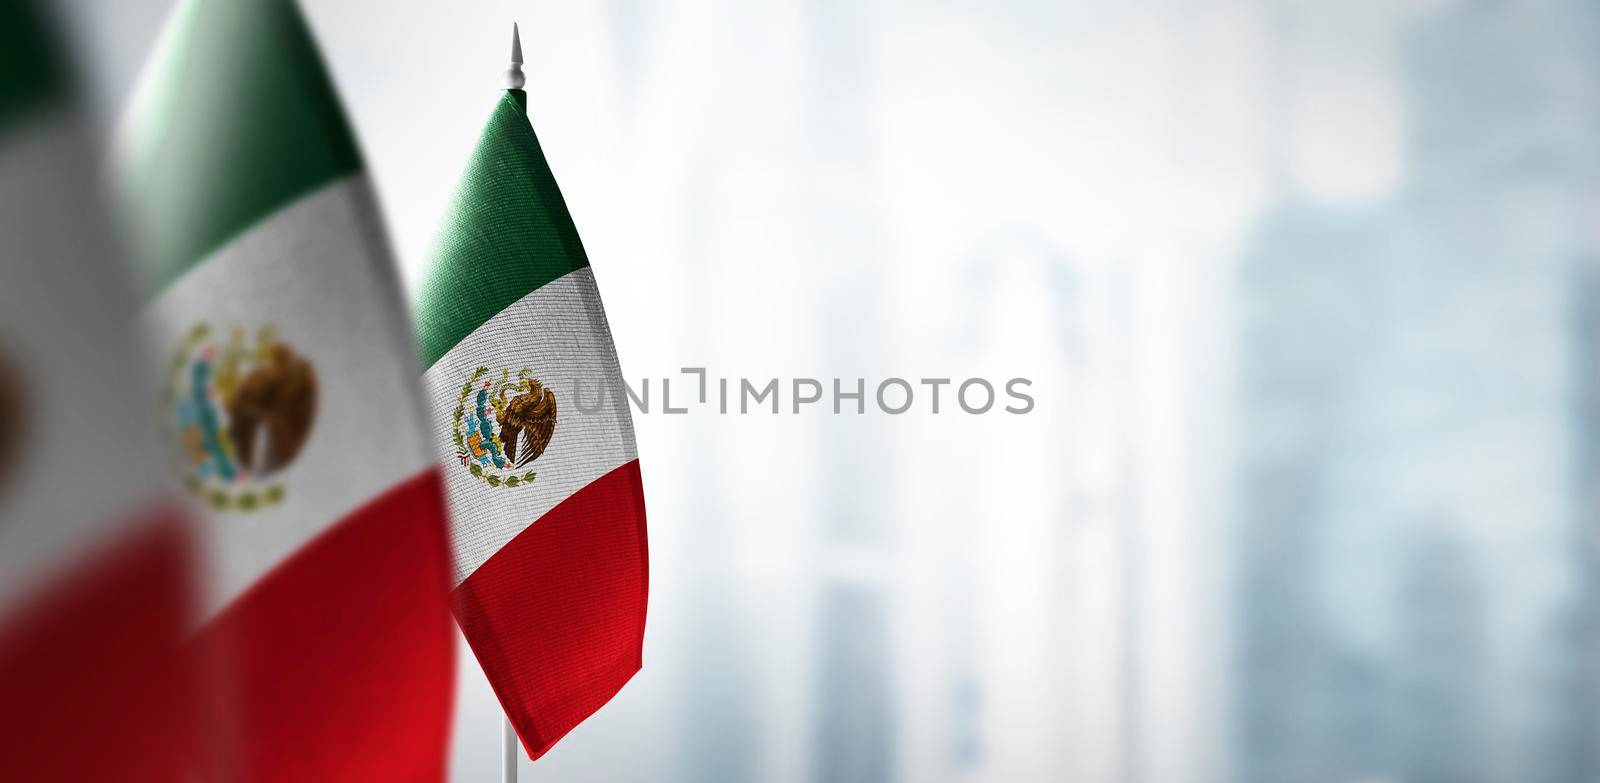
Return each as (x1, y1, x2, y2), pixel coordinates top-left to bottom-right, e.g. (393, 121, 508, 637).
(415, 79, 649, 758)
(118, 0, 454, 778)
(0, 2, 194, 779)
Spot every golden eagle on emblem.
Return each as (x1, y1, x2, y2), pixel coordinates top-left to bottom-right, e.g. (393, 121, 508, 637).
(457, 367, 556, 481)
(493, 377, 556, 468)
(171, 326, 317, 495)
(225, 341, 317, 476)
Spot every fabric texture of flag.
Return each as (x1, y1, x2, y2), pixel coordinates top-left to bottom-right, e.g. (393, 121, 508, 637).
(0, 2, 195, 779)
(416, 87, 649, 760)
(118, 0, 454, 779)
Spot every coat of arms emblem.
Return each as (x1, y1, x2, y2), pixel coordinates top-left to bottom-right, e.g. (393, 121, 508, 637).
(451, 366, 555, 488)
(163, 324, 316, 511)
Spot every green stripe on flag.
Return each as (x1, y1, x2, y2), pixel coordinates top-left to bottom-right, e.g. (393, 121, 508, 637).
(414, 90, 591, 371)
(0, 1, 72, 133)
(119, 0, 362, 297)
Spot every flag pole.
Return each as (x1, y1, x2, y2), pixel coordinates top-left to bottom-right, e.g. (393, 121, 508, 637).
(500, 26, 525, 783)
(505, 23, 526, 91)
(502, 714, 520, 783)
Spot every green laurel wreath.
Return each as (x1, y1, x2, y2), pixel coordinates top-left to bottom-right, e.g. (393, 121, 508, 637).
(160, 322, 286, 513)
(452, 366, 538, 489)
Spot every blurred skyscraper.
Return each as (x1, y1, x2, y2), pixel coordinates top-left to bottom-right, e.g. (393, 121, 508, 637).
(1233, 200, 1394, 783)
(803, 2, 898, 781)
(1399, 519, 1488, 783)
(1560, 261, 1600, 782)
(1233, 1, 1600, 781)
(945, 231, 1086, 782)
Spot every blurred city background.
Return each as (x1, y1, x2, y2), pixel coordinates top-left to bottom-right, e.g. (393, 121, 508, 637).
(44, 0, 1600, 780)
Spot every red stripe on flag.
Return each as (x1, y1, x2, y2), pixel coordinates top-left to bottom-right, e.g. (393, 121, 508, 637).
(455, 459, 649, 760)
(198, 470, 455, 782)
(0, 510, 196, 782)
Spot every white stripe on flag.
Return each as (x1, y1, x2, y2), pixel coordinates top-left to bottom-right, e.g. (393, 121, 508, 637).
(424, 267, 638, 586)
(0, 111, 170, 615)
(144, 176, 434, 615)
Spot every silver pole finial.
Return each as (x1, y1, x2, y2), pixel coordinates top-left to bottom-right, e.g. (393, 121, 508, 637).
(505, 23, 525, 90)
